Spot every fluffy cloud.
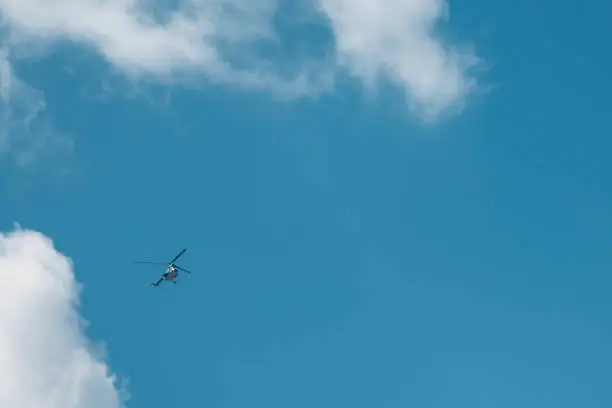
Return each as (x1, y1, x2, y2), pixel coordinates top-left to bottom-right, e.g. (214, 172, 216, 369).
(0, 227, 126, 408)
(0, 0, 481, 119)
(319, 0, 480, 118)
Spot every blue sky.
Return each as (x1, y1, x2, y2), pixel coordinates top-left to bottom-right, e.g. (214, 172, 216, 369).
(1, 0, 611, 407)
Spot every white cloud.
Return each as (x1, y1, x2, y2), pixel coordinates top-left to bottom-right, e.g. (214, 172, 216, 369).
(0, 0, 327, 97)
(0, 227, 127, 408)
(319, 0, 480, 119)
(0, 0, 482, 119)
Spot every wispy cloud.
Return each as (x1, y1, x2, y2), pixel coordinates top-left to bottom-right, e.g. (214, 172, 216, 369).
(0, 227, 126, 408)
(0, 0, 482, 120)
(0, 48, 72, 169)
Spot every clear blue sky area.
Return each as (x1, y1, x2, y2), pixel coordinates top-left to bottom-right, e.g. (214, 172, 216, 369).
(1, 0, 611, 407)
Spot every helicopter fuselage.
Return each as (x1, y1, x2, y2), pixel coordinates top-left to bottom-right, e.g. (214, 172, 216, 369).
(164, 266, 178, 280)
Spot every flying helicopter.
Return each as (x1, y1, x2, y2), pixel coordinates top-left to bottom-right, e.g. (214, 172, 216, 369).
(133, 248, 193, 287)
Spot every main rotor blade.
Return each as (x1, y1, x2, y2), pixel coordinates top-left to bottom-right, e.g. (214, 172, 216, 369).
(174, 265, 192, 274)
(170, 248, 187, 264)
(132, 261, 168, 265)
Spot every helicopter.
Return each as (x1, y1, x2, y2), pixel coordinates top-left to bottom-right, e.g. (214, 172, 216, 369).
(133, 248, 193, 287)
